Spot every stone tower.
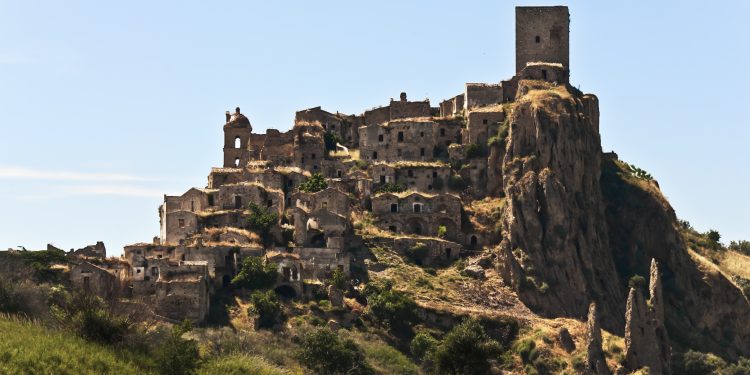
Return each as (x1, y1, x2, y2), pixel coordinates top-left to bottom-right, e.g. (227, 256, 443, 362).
(515, 6, 570, 73)
(222, 107, 252, 168)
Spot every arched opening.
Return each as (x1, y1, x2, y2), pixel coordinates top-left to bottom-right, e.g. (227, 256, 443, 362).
(406, 218, 425, 236)
(445, 248, 452, 259)
(222, 275, 231, 288)
(470, 235, 478, 248)
(413, 203, 423, 213)
(275, 285, 297, 298)
(234, 136, 241, 149)
(535, 35, 541, 43)
(234, 158, 240, 167)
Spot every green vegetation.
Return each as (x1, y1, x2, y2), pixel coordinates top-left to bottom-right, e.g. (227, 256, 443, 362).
(197, 355, 290, 375)
(432, 318, 502, 375)
(246, 202, 279, 235)
(628, 274, 646, 290)
(0, 278, 21, 313)
(327, 268, 348, 290)
(154, 321, 200, 375)
(729, 240, 750, 255)
(410, 331, 439, 362)
(624, 162, 653, 181)
(299, 173, 328, 193)
(324, 132, 342, 151)
(364, 280, 418, 330)
(249, 290, 284, 329)
(705, 229, 722, 246)
(464, 143, 487, 159)
(21, 248, 68, 282)
(49, 290, 130, 344)
(298, 327, 373, 375)
(447, 174, 467, 191)
(232, 256, 278, 290)
(437, 225, 447, 239)
(375, 182, 406, 194)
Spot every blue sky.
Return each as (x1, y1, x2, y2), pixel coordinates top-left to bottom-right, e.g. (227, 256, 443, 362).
(0, 0, 747, 255)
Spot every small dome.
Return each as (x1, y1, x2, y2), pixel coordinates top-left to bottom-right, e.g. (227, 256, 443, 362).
(226, 107, 251, 127)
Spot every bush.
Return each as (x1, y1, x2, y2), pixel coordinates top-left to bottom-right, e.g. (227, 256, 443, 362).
(729, 240, 750, 255)
(465, 143, 486, 159)
(154, 321, 200, 375)
(628, 274, 646, 290)
(447, 175, 467, 191)
(248, 290, 283, 329)
(299, 173, 328, 193)
(0, 278, 20, 314)
(375, 182, 406, 194)
(705, 229, 722, 246)
(50, 291, 130, 344)
(365, 282, 418, 329)
(410, 331, 439, 361)
(246, 203, 278, 235)
(437, 225, 447, 239)
(325, 132, 342, 151)
(232, 256, 278, 290)
(432, 318, 502, 375)
(328, 269, 348, 290)
(405, 243, 429, 265)
(22, 248, 68, 282)
(432, 176, 444, 190)
(672, 350, 726, 375)
(298, 328, 373, 375)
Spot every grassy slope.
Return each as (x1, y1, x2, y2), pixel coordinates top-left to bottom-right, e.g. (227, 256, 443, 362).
(0, 315, 148, 375)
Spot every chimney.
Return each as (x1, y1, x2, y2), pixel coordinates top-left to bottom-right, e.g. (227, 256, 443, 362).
(400, 92, 407, 102)
(235, 107, 241, 114)
(225, 111, 231, 123)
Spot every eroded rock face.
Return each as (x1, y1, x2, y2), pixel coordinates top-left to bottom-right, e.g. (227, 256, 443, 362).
(497, 82, 624, 331)
(624, 287, 662, 374)
(585, 303, 610, 375)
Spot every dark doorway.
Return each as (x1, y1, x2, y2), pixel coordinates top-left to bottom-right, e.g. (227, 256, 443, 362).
(222, 275, 231, 288)
(234, 196, 242, 209)
(275, 285, 297, 298)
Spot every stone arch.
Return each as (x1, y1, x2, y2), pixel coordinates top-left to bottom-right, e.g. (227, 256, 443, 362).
(234, 136, 241, 149)
(405, 218, 426, 236)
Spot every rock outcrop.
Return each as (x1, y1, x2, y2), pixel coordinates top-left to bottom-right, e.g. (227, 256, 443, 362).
(585, 303, 610, 375)
(497, 81, 624, 330)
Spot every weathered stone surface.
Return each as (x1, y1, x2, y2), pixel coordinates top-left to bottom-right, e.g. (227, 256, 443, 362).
(463, 264, 486, 279)
(328, 285, 344, 308)
(585, 303, 610, 375)
(624, 287, 661, 374)
(557, 327, 575, 353)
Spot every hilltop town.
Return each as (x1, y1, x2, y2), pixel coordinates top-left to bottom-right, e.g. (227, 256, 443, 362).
(3, 5, 750, 375)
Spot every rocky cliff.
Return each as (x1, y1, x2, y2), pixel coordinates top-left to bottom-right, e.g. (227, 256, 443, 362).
(497, 79, 750, 359)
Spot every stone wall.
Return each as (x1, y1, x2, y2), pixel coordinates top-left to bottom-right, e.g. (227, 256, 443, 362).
(515, 6, 569, 73)
(465, 83, 503, 109)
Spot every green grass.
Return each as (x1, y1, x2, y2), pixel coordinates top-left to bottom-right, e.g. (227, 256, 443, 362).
(0, 315, 150, 375)
(197, 354, 291, 375)
(344, 331, 420, 375)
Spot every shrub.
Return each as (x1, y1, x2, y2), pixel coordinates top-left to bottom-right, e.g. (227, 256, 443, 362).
(375, 182, 406, 194)
(437, 225, 447, 239)
(328, 269, 348, 290)
(299, 173, 328, 193)
(729, 240, 750, 255)
(246, 203, 278, 235)
(405, 243, 429, 265)
(50, 291, 130, 344)
(447, 175, 467, 191)
(298, 328, 373, 375)
(672, 350, 726, 375)
(465, 143, 486, 159)
(232, 256, 278, 290)
(628, 274, 646, 290)
(248, 290, 283, 329)
(154, 321, 200, 375)
(324, 132, 342, 151)
(22, 248, 68, 282)
(432, 176, 444, 190)
(0, 278, 20, 314)
(410, 331, 439, 361)
(365, 283, 418, 329)
(705, 229, 721, 246)
(432, 318, 502, 375)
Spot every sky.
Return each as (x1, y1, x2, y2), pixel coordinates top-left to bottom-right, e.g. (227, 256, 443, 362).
(0, 0, 747, 255)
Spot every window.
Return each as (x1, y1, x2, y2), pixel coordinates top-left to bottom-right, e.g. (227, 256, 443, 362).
(420, 132, 424, 137)
(388, 225, 397, 233)
(234, 196, 242, 209)
(337, 170, 342, 178)
(535, 35, 541, 43)
(178, 219, 185, 228)
(413, 203, 422, 213)
(372, 151, 378, 159)
(397, 132, 404, 142)
(432, 171, 437, 178)
(234, 136, 241, 149)
(397, 149, 402, 157)
(190, 200, 195, 212)
(322, 201, 328, 209)
(420, 148, 425, 156)
(208, 195, 214, 206)
(482, 119, 488, 125)
(330, 125, 335, 131)
(378, 134, 384, 142)
(380, 176, 386, 184)
(151, 267, 158, 276)
(428, 184, 433, 191)
(267, 200, 273, 207)
(440, 128, 445, 136)
(542, 69, 547, 80)
(390, 203, 398, 213)
(407, 170, 414, 177)
(311, 153, 316, 159)
(234, 158, 240, 167)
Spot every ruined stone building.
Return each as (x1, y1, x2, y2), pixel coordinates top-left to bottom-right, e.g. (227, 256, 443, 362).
(78, 5, 575, 324)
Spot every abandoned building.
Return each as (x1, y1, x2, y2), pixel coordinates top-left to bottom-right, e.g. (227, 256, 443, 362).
(65, 5, 573, 324)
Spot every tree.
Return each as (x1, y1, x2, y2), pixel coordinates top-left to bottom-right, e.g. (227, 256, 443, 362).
(231, 256, 278, 290)
(706, 229, 721, 245)
(432, 318, 502, 375)
(410, 331, 439, 362)
(365, 282, 418, 329)
(248, 290, 283, 329)
(324, 132, 341, 151)
(299, 173, 328, 193)
(246, 203, 278, 235)
(328, 269, 348, 290)
(298, 328, 373, 375)
(374, 182, 406, 194)
(465, 143, 486, 159)
(154, 320, 200, 375)
(437, 225, 447, 239)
